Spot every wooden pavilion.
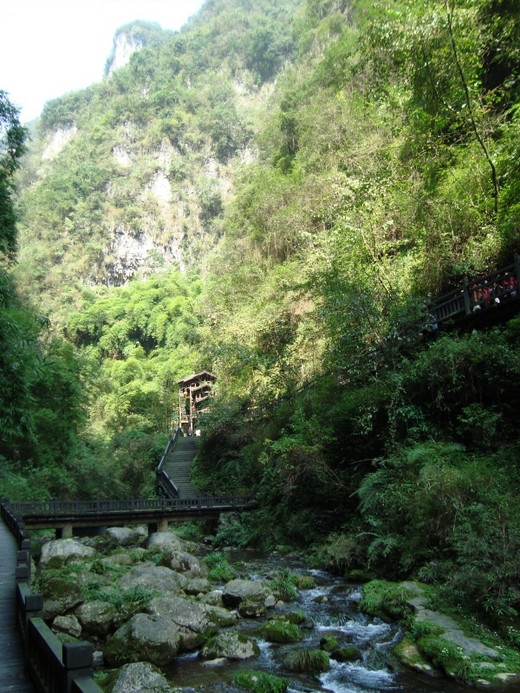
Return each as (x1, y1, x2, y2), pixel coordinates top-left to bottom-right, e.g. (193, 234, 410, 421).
(177, 371, 216, 434)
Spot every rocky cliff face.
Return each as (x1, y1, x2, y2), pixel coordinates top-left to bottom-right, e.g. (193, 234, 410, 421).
(105, 32, 144, 76)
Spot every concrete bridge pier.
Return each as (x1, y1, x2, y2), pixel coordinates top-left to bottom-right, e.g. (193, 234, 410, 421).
(56, 524, 73, 539)
(148, 517, 169, 534)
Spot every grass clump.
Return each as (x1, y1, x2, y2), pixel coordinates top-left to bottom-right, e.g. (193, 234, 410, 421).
(269, 569, 298, 601)
(201, 551, 236, 582)
(258, 619, 303, 643)
(234, 670, 288, 693)
(283, 648, 330, 673)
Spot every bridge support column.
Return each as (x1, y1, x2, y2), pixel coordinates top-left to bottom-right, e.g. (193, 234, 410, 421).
(57, 524, 73, 539)
(158, 518, 169, 533)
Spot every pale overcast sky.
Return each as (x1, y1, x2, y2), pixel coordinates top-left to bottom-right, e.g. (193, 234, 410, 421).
(0, 0, 206, 123)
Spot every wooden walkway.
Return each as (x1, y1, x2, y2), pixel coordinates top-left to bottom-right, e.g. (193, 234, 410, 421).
(0, 519, 35, 692)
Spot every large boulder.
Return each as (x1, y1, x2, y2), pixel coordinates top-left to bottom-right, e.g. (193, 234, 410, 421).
(40, 539, 95, 568)
(183, 577, 212, 596)
(145, 595, 235, 652)
(161, 550, 209, 579)
(104, 613, 181, 666)
(200, 630, 260, 660)
(146, 532, 184, 552)
(75, 600, 117, 636)
(200, 590, 225, 607)
(111, 662, 173, 693)
(222, 579, 274, 617)
(41, 576, 84, 620)
(104, 526, 146, 547)
(118, 565, 188, 594)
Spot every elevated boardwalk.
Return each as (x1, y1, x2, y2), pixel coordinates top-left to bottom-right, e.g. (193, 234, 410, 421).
(0, 519, 35, 692)
(430, 258, 520, 329)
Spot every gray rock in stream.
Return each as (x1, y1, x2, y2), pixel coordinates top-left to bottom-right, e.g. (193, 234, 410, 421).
(222, 578, 274, 617)
(144, 595, 235, 651)
(111, 661, 174, 692)
(104, 613, 181, 666)
(200, 630, 260, 660)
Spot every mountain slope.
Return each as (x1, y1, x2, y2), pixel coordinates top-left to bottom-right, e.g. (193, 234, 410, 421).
(14, 0, 303, 319)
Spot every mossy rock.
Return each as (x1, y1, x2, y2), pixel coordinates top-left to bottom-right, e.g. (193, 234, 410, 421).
(291, 574, 316, 589)
(360, 580, 411, 621)
(258, 620, 303, 643)
(331, 646, 362, 662)
(271, 610, 307, 625)
(393, 635, 436, 676)
(320, 634, 339, 652)
(283, 648, 330, 673)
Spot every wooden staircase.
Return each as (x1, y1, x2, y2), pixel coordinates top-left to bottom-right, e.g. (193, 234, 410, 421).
(162, 436, 200, 498)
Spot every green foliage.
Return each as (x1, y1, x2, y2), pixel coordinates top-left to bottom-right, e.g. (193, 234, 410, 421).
(234, 670, 287, 693)
(0, 90, 27, 263)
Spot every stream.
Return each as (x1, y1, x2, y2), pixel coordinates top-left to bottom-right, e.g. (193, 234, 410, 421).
(163, 551, 473, 693)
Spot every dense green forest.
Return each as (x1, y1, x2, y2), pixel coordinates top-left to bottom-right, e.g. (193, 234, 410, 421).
(3, 0, 520, 628)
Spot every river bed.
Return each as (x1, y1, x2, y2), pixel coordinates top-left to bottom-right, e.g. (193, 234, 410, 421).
(163, 550, 473, 693)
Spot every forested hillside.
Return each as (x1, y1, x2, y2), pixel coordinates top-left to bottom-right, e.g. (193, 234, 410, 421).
(3, 0, 520, 625)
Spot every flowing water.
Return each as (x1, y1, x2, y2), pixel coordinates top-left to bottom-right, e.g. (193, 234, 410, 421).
(163, 551, 480, 693)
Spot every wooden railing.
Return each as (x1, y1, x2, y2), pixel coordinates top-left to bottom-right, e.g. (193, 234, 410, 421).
(156, 428, 180, 498)
(430, 257, 520, 325)
(1, 503, 103, 693)
(5, 495, 254, 519)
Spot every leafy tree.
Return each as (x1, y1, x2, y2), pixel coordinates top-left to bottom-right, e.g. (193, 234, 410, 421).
(0, 90, 27, 263)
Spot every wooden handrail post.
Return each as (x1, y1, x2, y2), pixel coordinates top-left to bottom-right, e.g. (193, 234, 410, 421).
(63, 642, 95, 693)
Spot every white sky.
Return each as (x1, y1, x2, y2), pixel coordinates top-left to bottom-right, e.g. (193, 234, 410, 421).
(0, 0, 206, 123)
